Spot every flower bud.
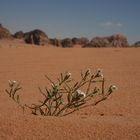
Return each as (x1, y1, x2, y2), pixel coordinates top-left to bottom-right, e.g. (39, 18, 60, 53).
(76, 89, 86, 98)
(8, 80, 16, 87)
(95, 68, 103, 78)
(110, 85, 118, 91)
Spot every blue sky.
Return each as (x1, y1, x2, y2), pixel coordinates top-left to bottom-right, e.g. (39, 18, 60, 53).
(0, 0, 140, 43)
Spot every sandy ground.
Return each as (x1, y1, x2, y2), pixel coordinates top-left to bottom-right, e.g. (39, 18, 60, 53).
(0, 40, 140, 139)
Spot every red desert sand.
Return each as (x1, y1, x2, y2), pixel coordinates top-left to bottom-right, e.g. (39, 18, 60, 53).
(0, 40, 140, 139)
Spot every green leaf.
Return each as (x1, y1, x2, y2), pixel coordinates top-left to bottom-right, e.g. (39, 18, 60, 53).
(38, 87, 47, 98)
(45, 75, 55, 85)
(16, 95, 20, 104)
(60, 73, 63, 81)
(73, 82, 79, 88)
(5, 89, 10, 96)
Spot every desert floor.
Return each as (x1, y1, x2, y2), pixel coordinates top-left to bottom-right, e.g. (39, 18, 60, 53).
(0, 43, 140, 139)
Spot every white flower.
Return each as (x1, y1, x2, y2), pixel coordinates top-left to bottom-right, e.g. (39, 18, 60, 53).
(8, 80, 16, 84)
(67, 72, 71, 77)
(97, 68, 102, 75)
(8, 80, 17, 87)
(66, 72, 72, 79)
(87, 68, 91, 74)
(110, 85, 118, 91)
(13, 80, 17, 84)
(95, 68, 103, 78)
(109, 85, 118, 92)
(76, 89, 86, 98)
(97, 68, 102, 73)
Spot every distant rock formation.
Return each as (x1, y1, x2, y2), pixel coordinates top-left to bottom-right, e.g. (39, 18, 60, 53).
(49, 37, 89, 48)
(133, 41, 140, 47)
(72, 37, 81, 45)
(108, 34, 129, 47)
(24, 29, 50, 45)
(79, 37, 89, 46)
(50, 38, 62, 47)
(14, 31, 24, 39)
(0, 24, 12, 39)
(84, 37, 109, 48)
(0, 23, 131, 48)
(61, 38, 73, 48)
(83, 34, 129, 48)
(72, 37, 89, 46)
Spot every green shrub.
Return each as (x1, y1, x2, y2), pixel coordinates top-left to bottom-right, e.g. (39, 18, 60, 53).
(6, 69, 117, 117)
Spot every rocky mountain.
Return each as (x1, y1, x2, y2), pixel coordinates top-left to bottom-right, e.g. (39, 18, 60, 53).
(133, 41, 140, 47)
(83, 34, 129, 48)
(0, 24, 132, 48)
(49, 38, 62, 47)
(61, 38, 73, 48)
(0, 24, 12, 39)
(14, 31, 24, 39)
(72, 37, 89, 46)
(49, 37, 89, 48)
(24, 29, 50, 46)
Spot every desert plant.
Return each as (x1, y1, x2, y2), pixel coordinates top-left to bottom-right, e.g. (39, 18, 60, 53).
(5, 69, 117, 117)
(26, 69, 117, 116)
(5, 80, 25, 111)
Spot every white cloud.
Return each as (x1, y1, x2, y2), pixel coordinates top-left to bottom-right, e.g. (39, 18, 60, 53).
(102, 21, 123, 27)
(102, 21, 114, 27)
(116, 23, 123, 27)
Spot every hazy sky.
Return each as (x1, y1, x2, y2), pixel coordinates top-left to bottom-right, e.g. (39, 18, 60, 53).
(0, 0, 140, 43)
